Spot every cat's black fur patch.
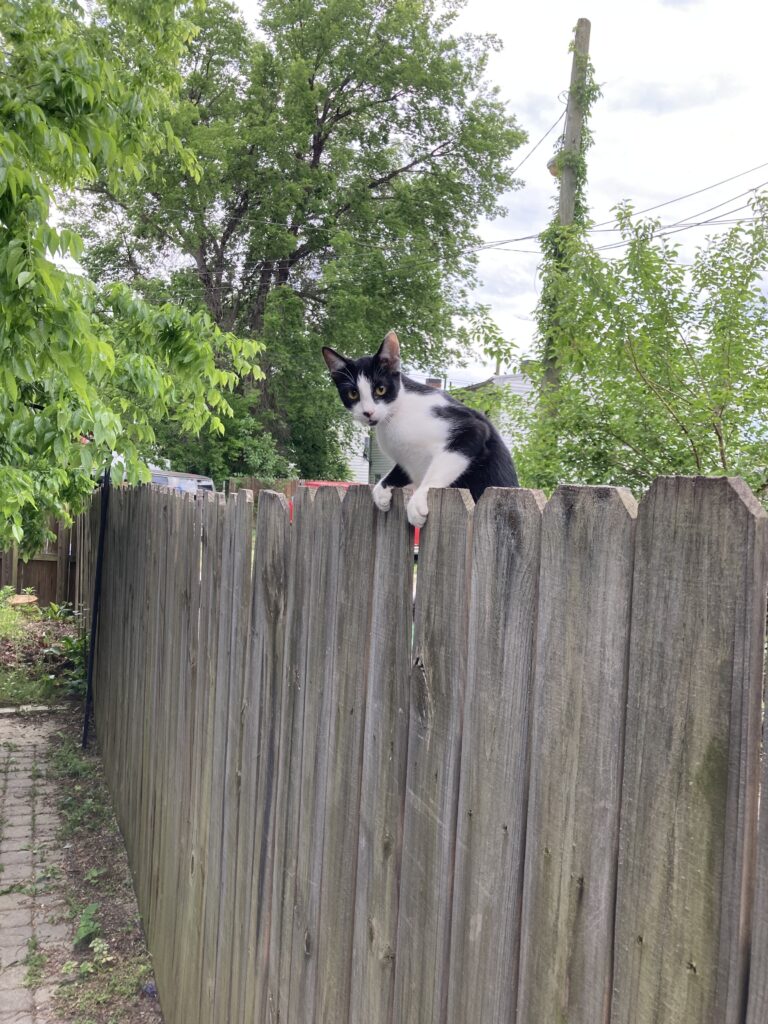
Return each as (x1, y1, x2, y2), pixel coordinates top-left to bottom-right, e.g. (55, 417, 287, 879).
(431, 396, 519, 498)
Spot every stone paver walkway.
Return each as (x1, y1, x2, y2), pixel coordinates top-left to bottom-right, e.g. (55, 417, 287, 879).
(0, 713, 68, 1024)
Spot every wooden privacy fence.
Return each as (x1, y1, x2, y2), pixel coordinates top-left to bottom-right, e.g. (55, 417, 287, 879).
(0, 519, 83, 606)
(87, 477, 768, 1024)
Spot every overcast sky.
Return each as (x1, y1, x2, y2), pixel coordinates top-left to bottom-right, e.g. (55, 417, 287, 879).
(237, 0, 768, 381)
(449, 0, 768, 376)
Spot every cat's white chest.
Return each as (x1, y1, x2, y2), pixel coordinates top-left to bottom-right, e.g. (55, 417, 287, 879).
(375, 391, 450, 485)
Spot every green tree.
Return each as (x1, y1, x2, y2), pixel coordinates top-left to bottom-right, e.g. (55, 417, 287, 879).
(515, 199, 768, 500)
(69, 0, 526, 477)
(0, 0, 259, 551)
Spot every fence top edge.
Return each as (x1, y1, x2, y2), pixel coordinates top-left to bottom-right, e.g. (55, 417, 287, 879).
(643, 475, 767, 520)
(547, 483, 638, 520)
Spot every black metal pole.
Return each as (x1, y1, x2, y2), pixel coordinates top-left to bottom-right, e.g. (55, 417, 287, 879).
(82, 468, 111, 749)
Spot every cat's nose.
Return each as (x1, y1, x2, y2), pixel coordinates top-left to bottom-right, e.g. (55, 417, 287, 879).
(363, 409, 374, 419)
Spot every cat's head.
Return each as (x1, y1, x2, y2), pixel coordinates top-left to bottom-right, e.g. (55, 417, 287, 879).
(322, 331, 401, 426)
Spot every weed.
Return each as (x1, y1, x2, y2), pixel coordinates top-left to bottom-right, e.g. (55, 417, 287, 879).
(42, 600, 75, 621)
(74, 902, 102, 949)
(0, 585, 24, 642)
(24, 935, 46, 987)
(0, 667, 57, 706)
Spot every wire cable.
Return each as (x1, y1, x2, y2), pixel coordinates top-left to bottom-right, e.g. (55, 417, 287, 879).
(510, 110, 566, 177)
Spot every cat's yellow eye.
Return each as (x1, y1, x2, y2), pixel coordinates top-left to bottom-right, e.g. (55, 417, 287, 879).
(375, 385, 387, 396)
(348, 389, 359, 401)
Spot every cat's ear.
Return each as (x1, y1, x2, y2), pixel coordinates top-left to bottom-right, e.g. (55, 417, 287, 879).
(377, 330, 401, 372)
(322, 347, 349, 375)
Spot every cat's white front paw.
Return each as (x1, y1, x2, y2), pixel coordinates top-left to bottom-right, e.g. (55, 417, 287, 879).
(372, 481, 392, 512)
(407, 489, 429, 527)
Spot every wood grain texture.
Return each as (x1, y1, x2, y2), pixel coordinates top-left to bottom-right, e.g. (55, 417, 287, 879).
(213, 490, 254, 1023)
(268, 486, 318, 1022)
(517, 485, 637, 1024)
(286, 484, 344, 1023)
(393, 487, 474, 1024)
(612, 477, 766, 1024)
(315, 486, 379, 1023)
(241, 491, 291, 1024)
(746, 595, 768, 1024)
(349, 488, 413, 1024)
(446, 487, 546, 1023)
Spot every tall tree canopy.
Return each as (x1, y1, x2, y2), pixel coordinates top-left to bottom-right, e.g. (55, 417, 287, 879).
(72, 0, 526, 478)
(514, 200, 768, 501)
(0, 0, 258, 550)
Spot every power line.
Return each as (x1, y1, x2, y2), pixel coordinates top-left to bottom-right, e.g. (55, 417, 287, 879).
(510, 110, 566, 177)
(590, 159, 768, 228)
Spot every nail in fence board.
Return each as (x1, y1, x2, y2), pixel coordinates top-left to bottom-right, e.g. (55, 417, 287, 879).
(446, 487, 546, 1023)
(316, 486, 379, 1023)
(612, 477, 766, 1024)
(393, 487, 474, 1024)
(241, 492, 291, 1023)
(349, 488, 413, 1024)
(516, 485, 637, 1024)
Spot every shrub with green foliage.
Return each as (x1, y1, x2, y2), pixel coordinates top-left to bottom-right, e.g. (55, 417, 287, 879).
(0, 0, 259, 550)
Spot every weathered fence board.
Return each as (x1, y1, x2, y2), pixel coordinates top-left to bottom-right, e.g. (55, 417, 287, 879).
(611, 477, 767, 1024)
(517, 486, 637, 1024)
(286, 485, 344, 1023)
(747, 646, 768, 1024)
(315, 486, 379, 1022)
(349, 488, 413, 1024)
(393, 487, 474, 1024)
(241, 492, 291, 1023)
(268, 486, 319, 1021)
(83, 477, 768, 1024)
(446, 487, 545, 1024)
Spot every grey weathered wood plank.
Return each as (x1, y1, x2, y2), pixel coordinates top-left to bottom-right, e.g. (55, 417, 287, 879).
(268, 486, 319, 1022)
(188, 492, 226, 1024)
(517, 485, 637, 1024)
(315, 485, 379, 1023)
(393, 487, 474, 1024)
(215, 490, 255, 1024)
(348, 487, 413, 1024)
(240, 491, 291, 1024)
(286, 484, 344, 1023)
(166, 494, 204, 1024)
(446, 487, 546, 1023)
(612, 476, 767, 1024)
(747, 636, 768, 1024)
(151, 492, 185, 1004)
(198, 492, 240, 1022)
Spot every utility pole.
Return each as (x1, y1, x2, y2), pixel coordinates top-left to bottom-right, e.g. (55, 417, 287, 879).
(542, 18, 591, 392)
(558, 17, 591, 226)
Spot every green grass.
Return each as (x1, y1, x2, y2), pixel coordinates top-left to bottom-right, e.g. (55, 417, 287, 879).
(0, 585, 25, 642)
(0, 667, 58, 707)
(24, 935, 47, 988)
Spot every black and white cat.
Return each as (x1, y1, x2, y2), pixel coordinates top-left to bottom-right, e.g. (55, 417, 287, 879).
(322, 331, 519, 527)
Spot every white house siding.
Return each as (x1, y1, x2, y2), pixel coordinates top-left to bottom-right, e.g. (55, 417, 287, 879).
(346, 422, 371, 484)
